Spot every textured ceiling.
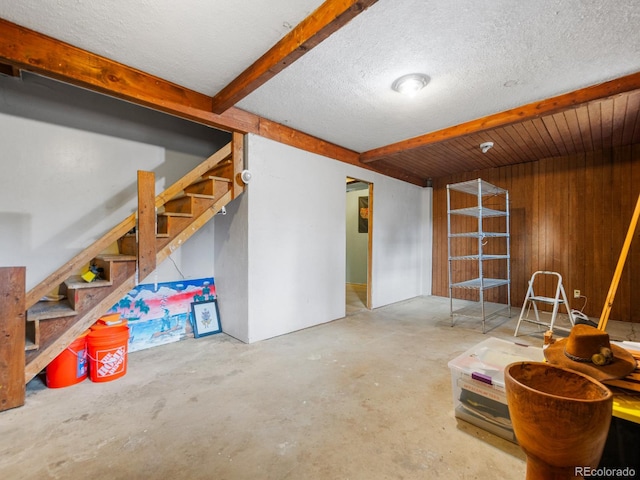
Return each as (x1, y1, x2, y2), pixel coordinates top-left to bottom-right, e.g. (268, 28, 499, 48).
(0, 0, 325, 95)
(1, 0, 639, 182)
(238, 0, 640, 152)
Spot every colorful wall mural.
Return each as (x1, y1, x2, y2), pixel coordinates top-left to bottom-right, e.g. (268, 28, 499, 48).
(105, 277, 216, 352)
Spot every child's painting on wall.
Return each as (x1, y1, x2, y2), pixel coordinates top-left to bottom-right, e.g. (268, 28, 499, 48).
(106, 277, 216, 352)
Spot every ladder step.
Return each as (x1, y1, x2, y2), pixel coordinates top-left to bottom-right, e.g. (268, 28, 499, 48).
(514, 271, 574, 337)
(528, 296, 559, 304)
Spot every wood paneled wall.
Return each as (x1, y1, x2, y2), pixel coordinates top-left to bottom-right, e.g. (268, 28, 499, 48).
(432, 144, 640, 323)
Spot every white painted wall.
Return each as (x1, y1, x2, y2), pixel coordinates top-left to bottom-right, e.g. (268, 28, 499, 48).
(213, 193, 249, 342)
(369, 173, 430, 308)
(222, 135, 432, 343)
(0, 112, 214, 291)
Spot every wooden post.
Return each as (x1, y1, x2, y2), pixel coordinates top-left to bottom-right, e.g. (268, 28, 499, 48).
(232, 131, 245, 200)
(598, 192, 640, 331)
(0, 267, 26, 411)
(137, 171, 156, 283)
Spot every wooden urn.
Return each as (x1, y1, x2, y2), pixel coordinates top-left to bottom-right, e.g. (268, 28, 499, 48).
(505, 362, 613, 480)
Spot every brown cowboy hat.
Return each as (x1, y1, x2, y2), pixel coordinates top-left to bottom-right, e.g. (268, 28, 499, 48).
(544, 324, 636, 381)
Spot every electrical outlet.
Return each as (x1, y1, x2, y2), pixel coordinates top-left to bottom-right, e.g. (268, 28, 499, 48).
(574, 289, 581, 298)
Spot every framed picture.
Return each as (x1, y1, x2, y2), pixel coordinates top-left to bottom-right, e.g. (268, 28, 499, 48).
(358, 196, 369, 233)
(190, 299, 222, 338)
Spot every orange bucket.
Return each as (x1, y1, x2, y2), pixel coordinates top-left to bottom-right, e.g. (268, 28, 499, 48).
(46, 331, 89, 388)
(87, 325, 130, 382)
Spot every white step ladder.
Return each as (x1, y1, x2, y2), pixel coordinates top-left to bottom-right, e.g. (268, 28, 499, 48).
(514, 271, 575, 336)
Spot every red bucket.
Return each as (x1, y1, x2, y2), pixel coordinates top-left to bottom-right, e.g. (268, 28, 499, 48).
(87, 325, 130, 383)
(46, 331, 89, 388)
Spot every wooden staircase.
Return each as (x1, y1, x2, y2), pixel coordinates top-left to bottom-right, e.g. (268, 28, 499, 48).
(20, 134, 244, 386)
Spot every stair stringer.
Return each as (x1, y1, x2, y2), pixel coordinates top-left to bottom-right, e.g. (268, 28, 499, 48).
(24, 190, 233, 383)
(24, 270, 137, 383)
(155, 190, 232, 270)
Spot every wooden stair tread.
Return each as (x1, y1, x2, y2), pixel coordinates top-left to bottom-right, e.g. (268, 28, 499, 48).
(185, 179, 217, 196)
(159, 211, 193, 218)
(27, 300, 77, 321)
(65, 275, 113, 289)
(96, 254, 137, 262)
(169, 192, 219, 201)
(204, 175, 232, 182)
(24, 338, 38, 351)
(185, 192, 217, 199)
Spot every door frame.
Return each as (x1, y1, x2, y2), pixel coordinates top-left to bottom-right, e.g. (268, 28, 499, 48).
(346, 177, 373, 310)
(366, 182, 373, 309)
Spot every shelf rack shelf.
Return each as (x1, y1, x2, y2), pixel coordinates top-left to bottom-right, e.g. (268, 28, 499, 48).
(447, 178, 511, 333)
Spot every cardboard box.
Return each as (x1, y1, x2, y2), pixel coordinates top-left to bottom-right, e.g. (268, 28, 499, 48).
(448, 337, 544, 443)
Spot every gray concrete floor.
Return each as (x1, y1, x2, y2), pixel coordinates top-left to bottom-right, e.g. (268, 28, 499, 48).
(1, 293, 637, 479)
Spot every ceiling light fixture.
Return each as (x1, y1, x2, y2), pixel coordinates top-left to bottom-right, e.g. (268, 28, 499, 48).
(391, 73, 430, 96)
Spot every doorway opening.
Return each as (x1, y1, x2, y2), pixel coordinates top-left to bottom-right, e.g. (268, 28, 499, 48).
(346, 177, 372, 314)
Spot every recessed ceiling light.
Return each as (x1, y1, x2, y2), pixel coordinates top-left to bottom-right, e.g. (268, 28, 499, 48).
(392, 73, 430, 96)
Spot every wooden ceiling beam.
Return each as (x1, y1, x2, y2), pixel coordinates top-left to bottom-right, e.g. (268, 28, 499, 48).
(0, 18, 425, 186)
(0, 19, 259, 133)
(211, 0, 378, 114)
(360, 71, 640, 163)
(257, 116, 426, 186)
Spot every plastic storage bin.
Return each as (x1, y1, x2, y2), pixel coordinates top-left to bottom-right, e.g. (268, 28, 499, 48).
(447, 337, 544, 443)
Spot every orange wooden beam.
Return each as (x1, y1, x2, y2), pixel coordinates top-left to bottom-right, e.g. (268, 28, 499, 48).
(211, 0, 378, 114)
(598, 192, 640, 331)
(0, 18, 258, 134)
(231, 132, 245, 199)
(0, 267, 26, 411)
(0, 19, 421, 184)
(360, 71, 640, 163)
(256, 116, 426, 186)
